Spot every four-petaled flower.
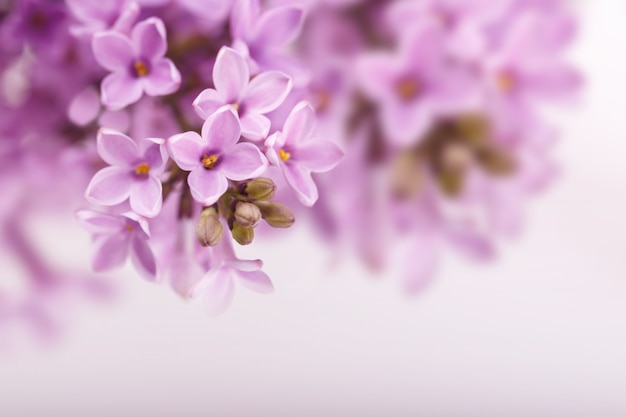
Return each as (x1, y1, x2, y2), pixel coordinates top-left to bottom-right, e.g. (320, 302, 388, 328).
(92, 17, 181, 110)
(75, 210, 158, 281)
(167, 107, 268, 206)
(86, 128, 168, 218)
(193, 46, 293, 141)
(265, 101, 343, 206)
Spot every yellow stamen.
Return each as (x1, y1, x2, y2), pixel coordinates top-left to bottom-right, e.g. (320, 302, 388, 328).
(315, 90, 332, 112)
(133, 60, 150, 78)
(279, 149, 291, 162)
(396, 78, 420, 101)
(232, 103, 240, 112)
(135, 163, 150, 176)
(125, 224, 134, 232)
(497, 72, 515, 93)
(202, 154, 219, 169)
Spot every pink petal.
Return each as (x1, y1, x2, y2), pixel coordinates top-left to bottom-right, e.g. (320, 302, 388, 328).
(254, 6, 303, 47)
(213, 47, 249, 103)
(85, 166, 133, 206)
(242, 71, 292, 114)
(187, 168, 228, 206)
(167, 131, 203, 171)
(201, 107, 241, 151)
(131, 17, 167, 60)
(381, 100, 434, 146)
(220, 142, 267, 181)
(283, 101, 316, 145)
(91, 233, 130, 272)
(193, 88, 226, 119)
(142, 58, 181, 96)
(402, 232, 438, 295)
(230, 0, 259, 41)
(129, 175, 162, 218)
(295, 140, 343, 173)
(92, 31, 134, 72)
(140, 138, 168, 174)
(521, 64, 582, 100)
(283, 163, 318, 207)
(196, 267, 235, 315)
(75, 210, 126, 235)
(239, 113, 270, 141)
(355, 52, 399, 99)
(100, 72, 143, 110)
(236, 270, 274, 294)
(97, 128, 139, 168)
(130, 236, 158, 281)
(68, 87, 100, 126)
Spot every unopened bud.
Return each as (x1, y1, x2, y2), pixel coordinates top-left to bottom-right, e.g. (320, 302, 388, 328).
(196, 207, 223, 247)
(256, 201, 295, 228)
(234, 202, 262, 228)
(231, 223, 254, 245)
(241, 177, 276, 200)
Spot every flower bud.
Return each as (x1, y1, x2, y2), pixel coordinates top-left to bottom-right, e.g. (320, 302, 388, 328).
(256, 201, 295, 228)
(234, 202, 262, 228)
(196, 207, 223, 247)
(231, 223, 254, 245)
(241, 177, 276, 200)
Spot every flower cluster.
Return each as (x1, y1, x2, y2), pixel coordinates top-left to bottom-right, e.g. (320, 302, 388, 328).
(0, 0, 580, 331)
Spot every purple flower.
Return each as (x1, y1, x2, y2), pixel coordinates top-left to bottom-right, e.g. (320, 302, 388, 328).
(66, 0, 140, 36)
(265, 101, 343, 206)
(86, 129, 168, 218)
(92, 17, 181, 110)
(167, 107, 268, 206)
(356, 23, 477, 146)
(76, 210, 158, 281)
(193, 46, 293, 141)
(191, 234, 273, 315)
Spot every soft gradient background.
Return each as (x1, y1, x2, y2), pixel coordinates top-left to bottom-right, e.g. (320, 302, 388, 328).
(2, 1, 626, 416)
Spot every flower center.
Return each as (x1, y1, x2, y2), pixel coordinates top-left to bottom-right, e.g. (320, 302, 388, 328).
(232, 103, 240, 112)
(135, 163, 151, 176)
(497, 72, 515, 93)
(279, 149, 291, 162)
(133, 60, 150, 78)
(202, 154, 219, 169)
(125, 224, 134, 232)
(396, 77, 420, 101)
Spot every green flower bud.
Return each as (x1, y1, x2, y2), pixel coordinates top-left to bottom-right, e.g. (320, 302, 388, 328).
(256, 201, 295, 228)
(241, 177, 276, 200)
(196, 207, 223, 247)
(234, 202, 262, 228)
(231, 223, 254, 245)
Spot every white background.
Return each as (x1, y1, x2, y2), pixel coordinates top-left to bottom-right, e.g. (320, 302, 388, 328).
(2, 1, 626, 416)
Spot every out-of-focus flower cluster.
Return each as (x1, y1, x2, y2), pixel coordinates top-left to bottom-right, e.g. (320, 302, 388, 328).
(0, 0, 580, 333)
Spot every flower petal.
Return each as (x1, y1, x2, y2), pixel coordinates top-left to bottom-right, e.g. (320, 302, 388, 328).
(92, 31, 134, 72)
(130, 236, 158, 281)
(100, 72, 143, 110)
(283, 163, 318, 207)
(294, 140, 343, 173)
(97, 128, 139, 168)
(254, 6, 303, 47)
(142, 58, 181, 97)
(236, 270, 274, 294)
(131, 17, 167, 60)
(201, 107, 241, 151)
(220, 142, 267, 181)
(91, 233, 130, 272)
(187, 168, 228, 206)
(242, 71, 292, 114)
(75, 210, 126, 235)
(85, 166, 133, 206)
(200, 268, 235, 316)
(129, 175, 162, 218)
(213, 46, 249, 103)
(193, 88, 226, 119)
(283, 101, 316, 145)
(140, 138, 168, 174)
(239, 113, 270, 141)
(167, 131, 203, 171)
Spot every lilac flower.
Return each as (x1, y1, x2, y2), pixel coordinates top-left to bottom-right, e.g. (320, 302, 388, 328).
(75, 210, 158, 281)
(85, 129, 168, 218)
(265, 101, 343, 206)
(356, 23, 477, 146)
(66, 0, 140, 36)
(193, 46, 293, 141)
(191, 234, 273, 315)
(92, 17, 181, 110)
(167, 107, 268, 206)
